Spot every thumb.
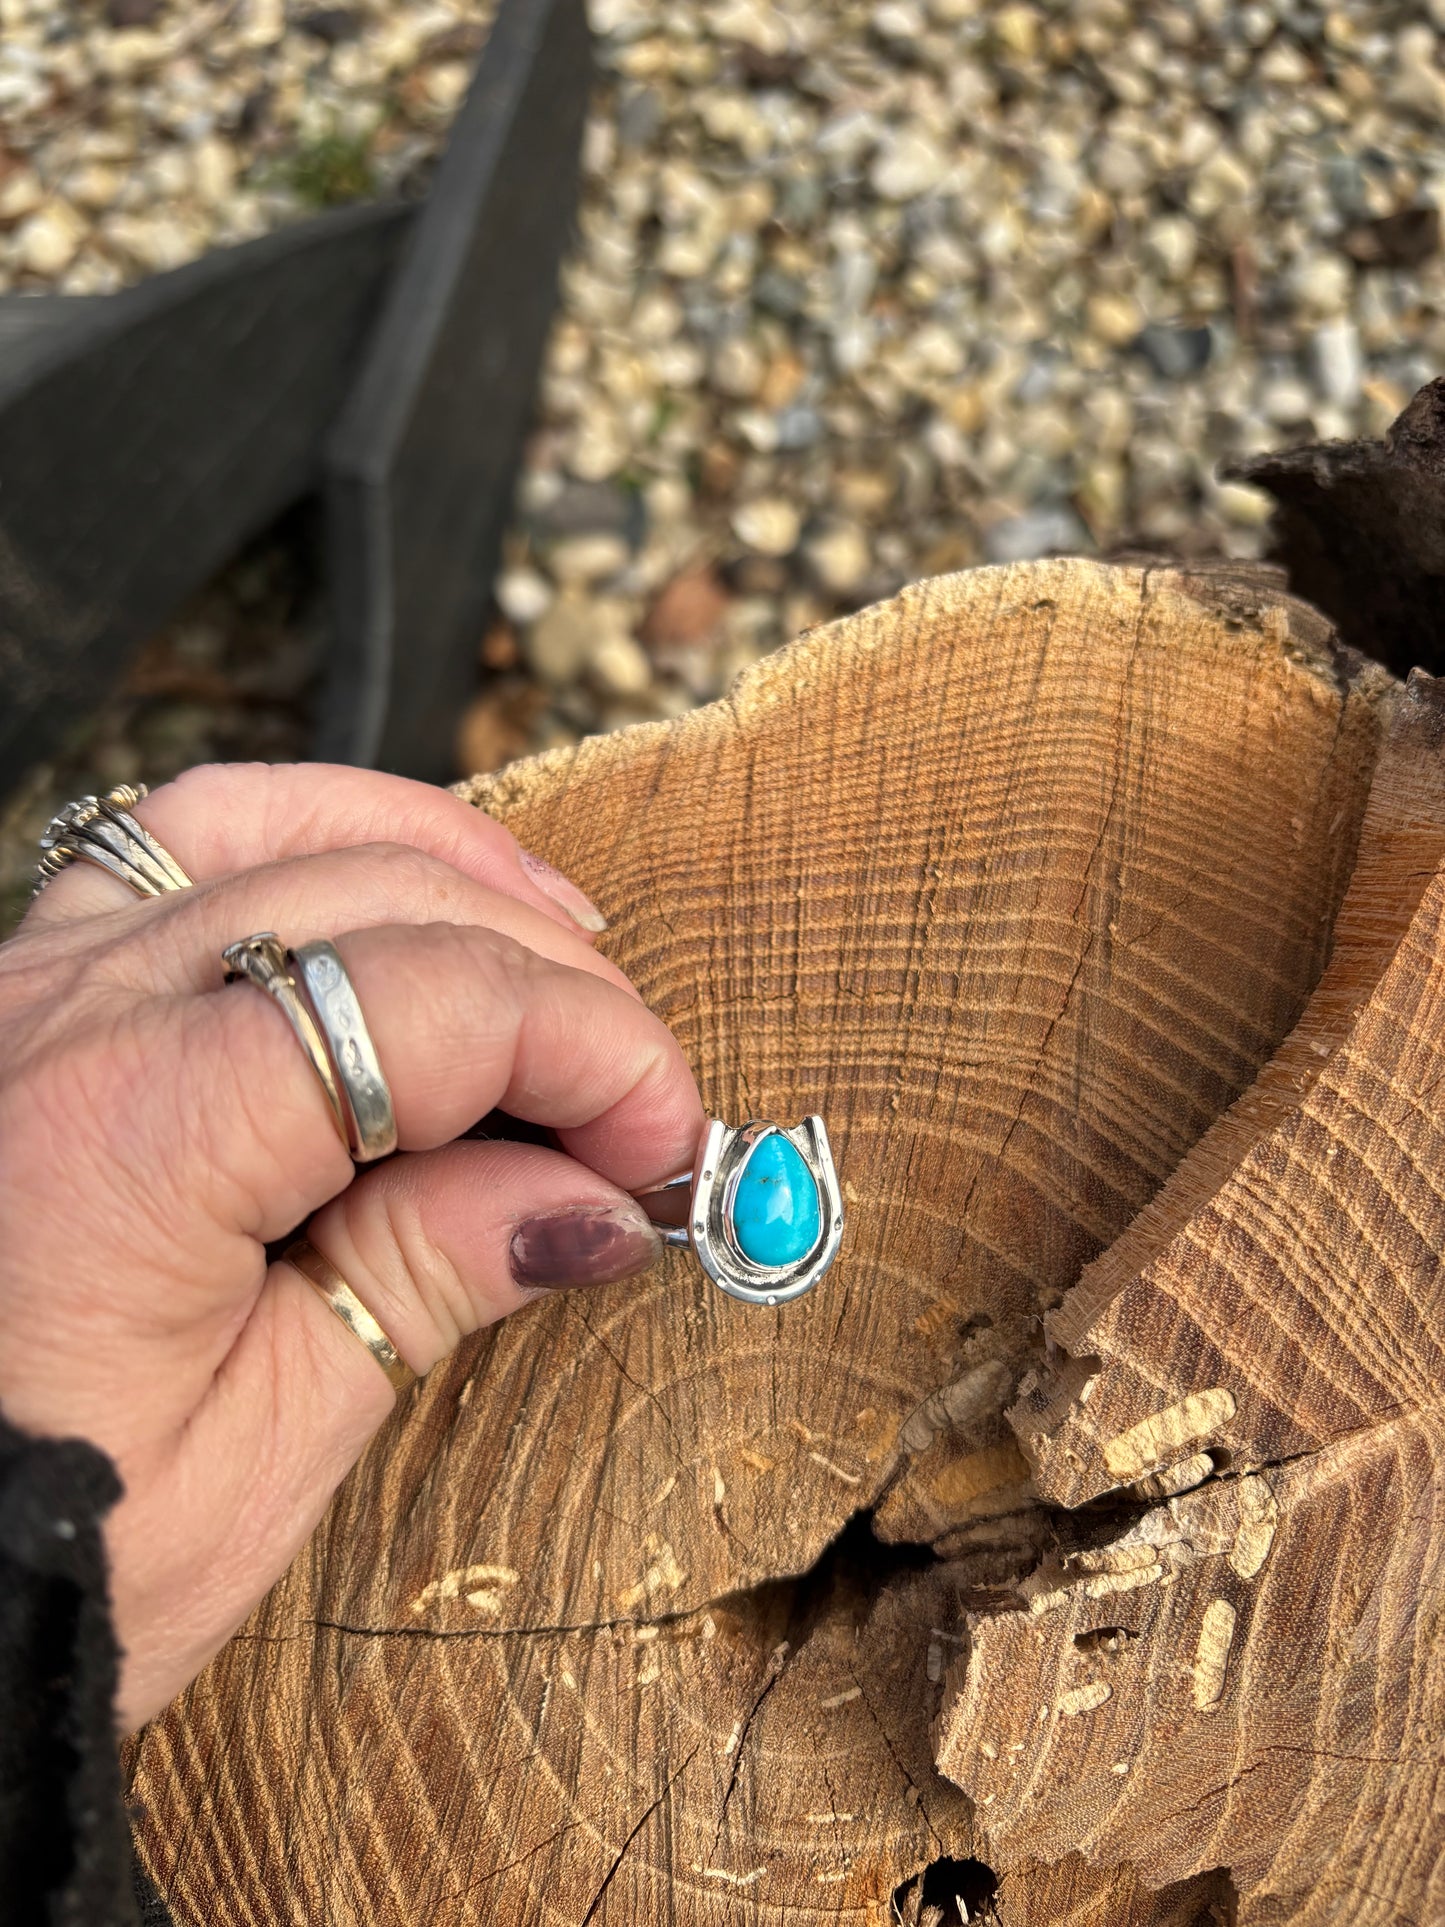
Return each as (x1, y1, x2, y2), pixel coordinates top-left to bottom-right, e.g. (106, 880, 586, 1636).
(110, 1139, 668, 1728)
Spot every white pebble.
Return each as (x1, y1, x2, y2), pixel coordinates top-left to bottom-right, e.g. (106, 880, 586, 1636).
(15, 202, 87, 277)
(1260, 376, 1315, 425)
(64, 164, 124, 213)
(1214, 480, 1274, 528)
(1310, 320, 1363, 410)
(805, 521, 871, 595)
(870, 130, 947, 201)
(1142, 214, 1197, 283)
(1289, 252, 1352, 319)
(527, 595, 599, 685)
(547, 534, 631, 587)
(0, 168, 43, 222)
(732, 498, 801, 556)
(191, 136, 237, 210)
(589, 632, 652, 697)
(495, 569, 554, 627)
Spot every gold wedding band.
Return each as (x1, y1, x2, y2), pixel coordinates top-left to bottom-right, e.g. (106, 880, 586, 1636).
(221, 933, 350, 1153)
(283, 1239, 416, 1398)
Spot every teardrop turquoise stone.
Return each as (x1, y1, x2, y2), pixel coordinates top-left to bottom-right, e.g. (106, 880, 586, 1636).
(731, 1133, 822, 1268)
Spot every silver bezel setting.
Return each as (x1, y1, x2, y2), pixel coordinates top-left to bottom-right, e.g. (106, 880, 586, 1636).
(688, 1115, 843, 1306)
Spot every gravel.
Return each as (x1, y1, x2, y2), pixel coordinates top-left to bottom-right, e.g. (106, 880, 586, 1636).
(0, 0, 495, 288)
(3, 0, 1445, 904)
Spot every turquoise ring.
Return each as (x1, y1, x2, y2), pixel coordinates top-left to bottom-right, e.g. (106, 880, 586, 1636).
(636, 1116, 843, 1306)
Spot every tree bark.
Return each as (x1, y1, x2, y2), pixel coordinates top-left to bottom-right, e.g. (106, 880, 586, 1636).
(127, 557, 1394, 1924)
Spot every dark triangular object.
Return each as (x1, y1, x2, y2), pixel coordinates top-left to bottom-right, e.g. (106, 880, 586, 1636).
(0, 205, 410, 786)
(319, 0, 591, 778)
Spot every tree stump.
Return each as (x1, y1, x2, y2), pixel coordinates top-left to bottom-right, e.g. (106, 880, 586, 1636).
(129, 554, 1438, 1923)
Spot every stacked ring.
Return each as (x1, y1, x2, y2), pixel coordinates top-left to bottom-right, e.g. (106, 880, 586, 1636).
(289, 941, 398, 1162)
(222, 933, 352, 1153)
(221, 932, 397, 1164)
(35, 784, 192, 899)
(224, 932, 410, 1393)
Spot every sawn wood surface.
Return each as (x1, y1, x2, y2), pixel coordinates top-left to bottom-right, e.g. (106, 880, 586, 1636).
(129, 560, 1396, 1924)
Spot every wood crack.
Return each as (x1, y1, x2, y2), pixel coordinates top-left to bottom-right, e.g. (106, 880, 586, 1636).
(578, 1745, 701, 1927)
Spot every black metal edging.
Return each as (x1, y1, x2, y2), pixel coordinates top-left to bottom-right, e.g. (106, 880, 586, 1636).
(0, 204, 411, 786)
(318, 0, 592, 779)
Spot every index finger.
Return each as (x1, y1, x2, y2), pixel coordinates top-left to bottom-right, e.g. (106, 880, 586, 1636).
(155, 917, 707, 1250)
(25, 761, 605, 942)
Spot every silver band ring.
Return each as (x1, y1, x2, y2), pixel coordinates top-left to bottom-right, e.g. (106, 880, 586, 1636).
(35, 783, 193, 899)
(635, 1115, 843, 1306)
(290, 939, 398, 1162)
(222, 933, 351, 1154)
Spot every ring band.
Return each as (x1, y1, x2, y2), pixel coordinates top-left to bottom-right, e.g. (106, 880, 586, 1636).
(634, 1115, 844, 1307)
(289, 939, 398, 1162)
(222, 933, 351, 1153)
(35, 783, 192, 899)
(283, 1239, 416, 1397)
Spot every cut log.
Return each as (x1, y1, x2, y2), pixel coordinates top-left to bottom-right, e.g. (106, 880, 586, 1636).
(939, 668, 1445, 1920)
(128, 559, 1388, 1923)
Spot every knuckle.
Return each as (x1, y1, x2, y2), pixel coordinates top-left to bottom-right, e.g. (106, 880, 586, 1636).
(633, 1031, 684, 1108)
(353, 1177, 422, 1287)
(347, 1170, 468, 1342)
(350, 841, 468, 915)
(439, 920, 537, 1022)
(395, 916, 535, 995)
(205, 991, 345, 1203)
(393, 922, 533, 1065)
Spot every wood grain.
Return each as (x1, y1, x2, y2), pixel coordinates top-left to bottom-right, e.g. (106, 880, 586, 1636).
(995, 1855, 1236, 1926)
(942, 672, 1445, 1920)
(1013, 670, 1445, 1502)
(128, 560, 1385, 1923)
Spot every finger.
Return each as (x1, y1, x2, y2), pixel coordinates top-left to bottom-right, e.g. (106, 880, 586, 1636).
(27, 917, 700, 1380)
(301, 1136, 668, 1373)
(83, 839, 638, 1002)
(315, 921, 703, 1180)
(108, 1139, 668, 1726)
(0, 898, 698, 1447)
(174, 917, 703, 1239)
(24, 761, 607, 941)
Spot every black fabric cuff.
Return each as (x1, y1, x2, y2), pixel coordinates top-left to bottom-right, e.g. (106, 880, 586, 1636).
(0, 1407, 146, 1927)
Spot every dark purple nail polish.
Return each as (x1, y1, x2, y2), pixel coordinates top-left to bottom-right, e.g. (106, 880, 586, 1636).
(509, 1205, 662, 1292)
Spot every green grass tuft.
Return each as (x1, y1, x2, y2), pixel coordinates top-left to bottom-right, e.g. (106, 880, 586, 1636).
(285, 128, 377, 208)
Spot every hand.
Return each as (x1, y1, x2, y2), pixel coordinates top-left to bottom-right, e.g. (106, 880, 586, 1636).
(0, 763, 705, 1730)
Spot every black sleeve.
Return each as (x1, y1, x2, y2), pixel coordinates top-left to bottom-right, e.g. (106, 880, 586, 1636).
(0, 1407, 153, 1927)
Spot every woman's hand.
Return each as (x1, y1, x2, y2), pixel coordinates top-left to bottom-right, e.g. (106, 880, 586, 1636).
(0, 763, 705, 1730)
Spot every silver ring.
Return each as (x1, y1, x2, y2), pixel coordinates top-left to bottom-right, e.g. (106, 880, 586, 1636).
(222, 932, 351, 1152)
(35, 783, 193, 899)
(635, 1115, 843, 1306)
(290, 939, 398, 1163)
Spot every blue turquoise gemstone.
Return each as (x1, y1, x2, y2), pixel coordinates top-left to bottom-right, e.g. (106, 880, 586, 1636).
(731, 1133, 822, 1268)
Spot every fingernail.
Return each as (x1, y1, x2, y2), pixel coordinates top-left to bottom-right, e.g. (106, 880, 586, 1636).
(519, 849, 608, 933)
(510, 1204, 662, 1292)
